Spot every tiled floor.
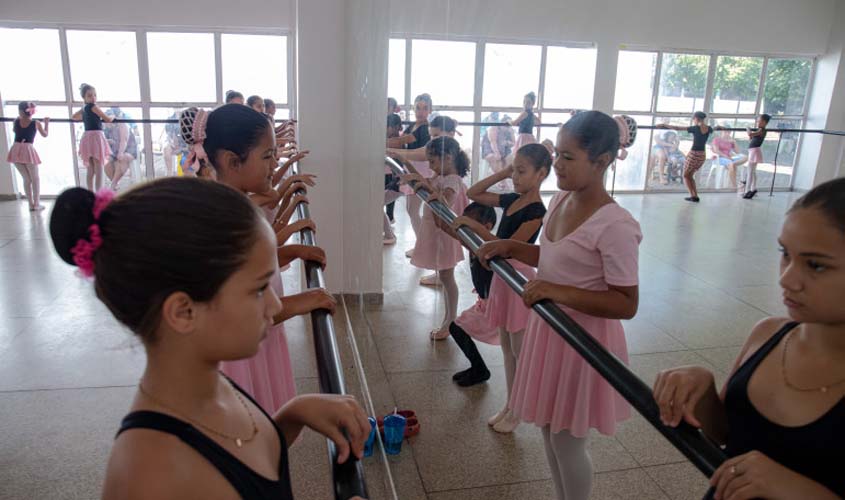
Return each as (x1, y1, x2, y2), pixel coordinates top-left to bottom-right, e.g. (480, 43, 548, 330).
(0, 191, 797, 499)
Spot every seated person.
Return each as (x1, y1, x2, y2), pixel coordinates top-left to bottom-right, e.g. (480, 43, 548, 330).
(711, 129, 748, 188)
(650, 130, 678, 185)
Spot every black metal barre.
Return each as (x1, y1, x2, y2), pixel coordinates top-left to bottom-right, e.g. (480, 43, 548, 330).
(401, 120, 845, 136)
(385, 156, 727, 480)
(291, 164, 368, 500)
(0, 117, 294, 124)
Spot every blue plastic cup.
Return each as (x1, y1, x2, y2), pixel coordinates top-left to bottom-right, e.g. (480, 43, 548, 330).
(383, 414, 406, 455)
(363, 417, 377, 457)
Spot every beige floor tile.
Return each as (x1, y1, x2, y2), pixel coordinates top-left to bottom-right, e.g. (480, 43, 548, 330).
(645, 462, 712, 500)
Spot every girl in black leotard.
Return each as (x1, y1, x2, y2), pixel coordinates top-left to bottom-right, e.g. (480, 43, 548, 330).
(7, 101, 49, 211)
(510, 91, 541, 153)
(451, 143, 551, 433)
(49, 179, 369, 500)
(653, 177, 845, 499)
(72, 83, 114, 191)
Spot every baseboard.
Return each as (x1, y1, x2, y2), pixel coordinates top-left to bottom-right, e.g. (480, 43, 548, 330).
(0, 194, 18, 201)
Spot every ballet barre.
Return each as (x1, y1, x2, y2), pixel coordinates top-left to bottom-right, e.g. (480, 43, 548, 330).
(385, 156, 727, 484)
(290, 164, 369, 500)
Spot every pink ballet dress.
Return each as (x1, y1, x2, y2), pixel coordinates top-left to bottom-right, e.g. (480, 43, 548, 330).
(410, 174, 469, 271)
(7, 119, 42, 165)
(78, 103, 112, 168)
(456, 298, 500, 345)
(220, 205, 297, 413)
(484, 193, 546, 334)
(509, 192, 642, 437)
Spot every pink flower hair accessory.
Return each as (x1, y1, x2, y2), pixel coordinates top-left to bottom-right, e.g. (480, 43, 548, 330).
(70, 188, 115, 278)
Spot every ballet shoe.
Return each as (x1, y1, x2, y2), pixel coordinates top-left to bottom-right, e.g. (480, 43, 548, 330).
(492, 412, 520, 433)
(452, 367, 473, 381)
(430, 328, 450, 341)
(456, 367, 490, 387)
(488, 407, 508, 427)
(405, 249, 414, 259)
(419, 273, 441, 286)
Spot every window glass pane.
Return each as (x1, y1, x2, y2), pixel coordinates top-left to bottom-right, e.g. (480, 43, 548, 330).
(657, 53, 709, 113)
(148, 33, 215, 102)
(711, 56, 763, 114)
(74, 106, 146, 192)
(765, 118, 802, 188)
(482, 43, 542, 108)
(222, 34, 287, 105)
(613, 51, 657, 112)
(0, 29, 65, 101)
(478, 111, 517, 190)
(762, 59, 811, 116)
(647, 116, 710, 190)
(5, 105, 75, 195)
(150, 107, 189, 178)
(388, 39, 406, 107)
(410, 40, 476, 107)
(607, 115, 652, 191)
(543, 46, 597, 109)
(67, 30, 140, 102)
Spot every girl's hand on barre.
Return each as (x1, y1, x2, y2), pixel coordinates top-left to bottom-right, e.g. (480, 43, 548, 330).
(299, 288, 337, 315)
(277, 244, 327, 269)
(476, 239, 515, 268)
(522, 279, 563, 306)
(451, 215, 479, 231)
(289, 173, 317, 187)
(281, 394, 370, 463)
(652, 365, 715, 428)
(284, 150, 310, 165)
(400, 173, 424, 185)
(424, 190, 441, 203)
(289, 218, 316, 234)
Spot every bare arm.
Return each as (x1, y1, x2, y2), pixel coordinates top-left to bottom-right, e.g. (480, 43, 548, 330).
(387, 146, 427, 162)
(36, 118, 49, 138)
(523, 282, 638, 320)
(92, 105, 114, 123)
(467, 166, 511, 206)
(72, 109, 82, 121)
(387, 135, 415, 148)
(509, 111, 528, 126)
(656, 123, 686, 131)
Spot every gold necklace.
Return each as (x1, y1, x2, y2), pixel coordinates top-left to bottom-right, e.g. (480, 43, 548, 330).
(138, 376, 259, 447)
(782, 330, 845, 394)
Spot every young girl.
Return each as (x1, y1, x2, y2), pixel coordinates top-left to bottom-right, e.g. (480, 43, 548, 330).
(49, 179, 369, 499)
(658, 111, 712, 202)
(384, 113, 404, 244)
(180, 103, 333, 412)
(478, 111, 641, 500)
(402, 136, 470, 340)
(510, 92, 540, 153)
(454, 143, 551, 434)
(248, 95, 266, 114)
(73, 83, 114, 191)
(742, 113, 770, 199)
(103, 107, 138, 190)
(7, 101, 49, 211)
(654, 178, 845, 499)
(387, 93, 433, 258)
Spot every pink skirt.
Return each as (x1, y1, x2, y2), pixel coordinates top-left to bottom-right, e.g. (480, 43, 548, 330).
(455, 298, 500, 345)
(410, 209, 465, 271)
(748, 147, 763, 163)
(509, 307, 631, 437)
(7, 143, 41, 165)
(220, 322, 297, 414)
(485, 260, 536, 333)
(78, 130, 112, 168)
(515, 133, 537, 153)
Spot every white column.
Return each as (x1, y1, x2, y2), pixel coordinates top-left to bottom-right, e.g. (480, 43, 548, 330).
(296, 0, 388, 294)
(0, 91, 17, 199)
(592, 39, 619, 114)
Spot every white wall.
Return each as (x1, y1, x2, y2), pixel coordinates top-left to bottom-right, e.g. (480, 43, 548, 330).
(0, 0, 293, 29)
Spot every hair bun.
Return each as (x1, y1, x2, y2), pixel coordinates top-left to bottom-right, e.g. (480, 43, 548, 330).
(50, 188, 97, 266)
(179, 107, 200, 145)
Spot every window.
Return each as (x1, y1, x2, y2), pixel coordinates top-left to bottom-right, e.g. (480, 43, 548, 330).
(538, 113, 572, 191)
(482, 43, 542, 108)
(67, 30, 141, 102)
(222, 34, 287, 104)
(5, 105, 75, 196)
(147, 33, 216, 103)
(410, 39, 476, 107)
(613, 51, 657, 112)
(711, 56, 763, 114)
(0, 29, 65, 101)
(657, 53, 709, 113)
(388, 39, 406, 107)
(762, 58, 812, 116)
(543, 47, 597, 110)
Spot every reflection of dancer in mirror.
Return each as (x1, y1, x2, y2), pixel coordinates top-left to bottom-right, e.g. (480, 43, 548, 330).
(657, 111, 712, 202)
(383, 113, 404, 245)
(72, 83, 114, 191)
(247, 95, 265, 114)
(402, 136, 470, 340)
(225, 89, 245, 105)
(743, 113, 770, 199)
(103, 108, 138, 190)
(510, 91, 540, 152)
(8, 101, 49, 211)
(162, 111, 187, 177)
(456, 144, 550, 433)
(387, 93, 432, 259)
(481, 112, 515, 191)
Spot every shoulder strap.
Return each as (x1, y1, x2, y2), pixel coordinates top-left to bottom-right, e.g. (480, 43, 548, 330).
(740, 321, 800, 371)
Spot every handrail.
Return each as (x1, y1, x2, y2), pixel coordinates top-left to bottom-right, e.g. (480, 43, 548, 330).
(291, 165, 368, 500)
(0, 117, 292, 124)
(385, 156, 728, 481)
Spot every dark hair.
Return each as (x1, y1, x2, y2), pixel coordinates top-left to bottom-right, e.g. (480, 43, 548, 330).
(516, 143, 552, 172)
(388, 97, 398, 109)
(387, 113, 402, 129)
(414, 93, 432, 109)
(181, 104, 271, 167)
(760, 113, 771, 125)
(789, 178, 845, 233)
(560, 110, 620, 164)
(525, 92, 537, 106)
(49, 178, 263, 341)
(18, 101, 33, 115)
(693, 111, 707, 121)
(247, 95, 263, 108)
(463, 202, 497, 227)
(430, 115, 457, 133)
(225, 90, 244, 103)
(264, 98, 276, 111)
(79, 83, 94, 99)
(426, 136, 469, 177)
